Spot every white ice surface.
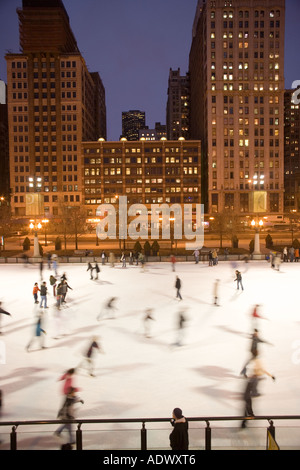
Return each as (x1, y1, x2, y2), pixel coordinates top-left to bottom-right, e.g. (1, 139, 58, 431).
(0, 259, 300, 449)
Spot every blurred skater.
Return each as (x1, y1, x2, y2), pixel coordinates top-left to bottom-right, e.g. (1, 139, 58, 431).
(175, 276, 182, 300)
(170, 254, 176, 271)
(61, 280, 73, 304)
(241, 351, 275, 428)
(240, 328, 272, 377)
(234, 270, 244, 291)
(213, 279, 220, 306)
(78, 337, 103, 377)
(97, 297, 117, 320)
(174, 309, 187, 346)
(87, 262, 94, 280)
(58, 368, 79, 396)
(54, 387, 84, 444)
(0, 302, 12, 335)
(94, 262, 100, 279)
(26, 314, 46, 351)
(144, 308, 155, 338)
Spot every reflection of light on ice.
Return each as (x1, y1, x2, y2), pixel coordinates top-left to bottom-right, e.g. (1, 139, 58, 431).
(0, 260, 300, 448)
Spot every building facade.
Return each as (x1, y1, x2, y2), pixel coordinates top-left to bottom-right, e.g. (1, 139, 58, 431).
(189, 0, 285, 216)
(82, 138, 201, 218)
(5, 0, 106, 218)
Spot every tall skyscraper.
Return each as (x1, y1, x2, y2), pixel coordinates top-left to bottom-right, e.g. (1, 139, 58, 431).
(166, 68, 190, 140)
(5, 0, 106, 218)
(0, 81, 10, 200)
(189, 0, 285, 215)
(121, 110, 146, 141)
(284, 88, 300, 212)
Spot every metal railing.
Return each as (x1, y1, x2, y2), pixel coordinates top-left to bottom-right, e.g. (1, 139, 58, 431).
(1, 415, 299, 450)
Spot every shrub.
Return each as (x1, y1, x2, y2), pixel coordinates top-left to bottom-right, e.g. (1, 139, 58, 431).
(265, 234, 274, 249)
(23, 237, 30, 251)
(55, 236, 62, 251)
(151, 240, 160, 255)
(134, 240, 142, 253)
(144, 240, 151, 256)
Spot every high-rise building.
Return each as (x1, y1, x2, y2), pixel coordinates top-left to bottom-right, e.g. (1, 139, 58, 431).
(284, 88, 300, 212)
(0, 82, 10, 200)
(5, 0, 106, 218)
(189, 0, 285, 215)
(121, 110, 146, 141)
(166, 68, 190, 140)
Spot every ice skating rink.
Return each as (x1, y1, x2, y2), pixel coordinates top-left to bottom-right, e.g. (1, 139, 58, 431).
(0, 258, 300, 450)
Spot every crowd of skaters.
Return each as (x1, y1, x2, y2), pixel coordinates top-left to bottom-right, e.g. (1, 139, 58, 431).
(0, 246, 286, 449)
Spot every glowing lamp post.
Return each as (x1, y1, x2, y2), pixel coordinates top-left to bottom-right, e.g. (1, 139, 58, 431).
(29, 220, 42, 257)
(251, 218, 263, 259)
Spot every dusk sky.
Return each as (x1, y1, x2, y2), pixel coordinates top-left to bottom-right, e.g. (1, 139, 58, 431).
(1, 0, 300, 140)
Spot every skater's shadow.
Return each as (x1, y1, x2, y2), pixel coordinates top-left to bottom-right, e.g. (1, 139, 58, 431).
(215, 325, 250, 339)
(1, 367, 48, 395)
(193, 365, 237, 380)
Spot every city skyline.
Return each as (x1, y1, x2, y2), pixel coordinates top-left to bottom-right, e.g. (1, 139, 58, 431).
(1, 0, 300, 141)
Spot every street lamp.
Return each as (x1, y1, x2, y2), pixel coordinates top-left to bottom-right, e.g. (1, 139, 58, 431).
(42, 218, 49, 246)
(251, 218, 264, 259)
(29, 220, 42, 257)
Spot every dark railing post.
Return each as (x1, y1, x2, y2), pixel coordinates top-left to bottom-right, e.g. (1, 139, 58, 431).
(10, 425, 17, 450)
(76, 423, 83, 450)
(141, 421, 147, 450)
(205, 421, 211, 450)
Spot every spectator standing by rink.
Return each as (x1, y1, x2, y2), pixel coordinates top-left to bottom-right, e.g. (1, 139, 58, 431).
(120, 252, 126, 268)
(193, 249, 200, 264)
(169, 408, 189, 450)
